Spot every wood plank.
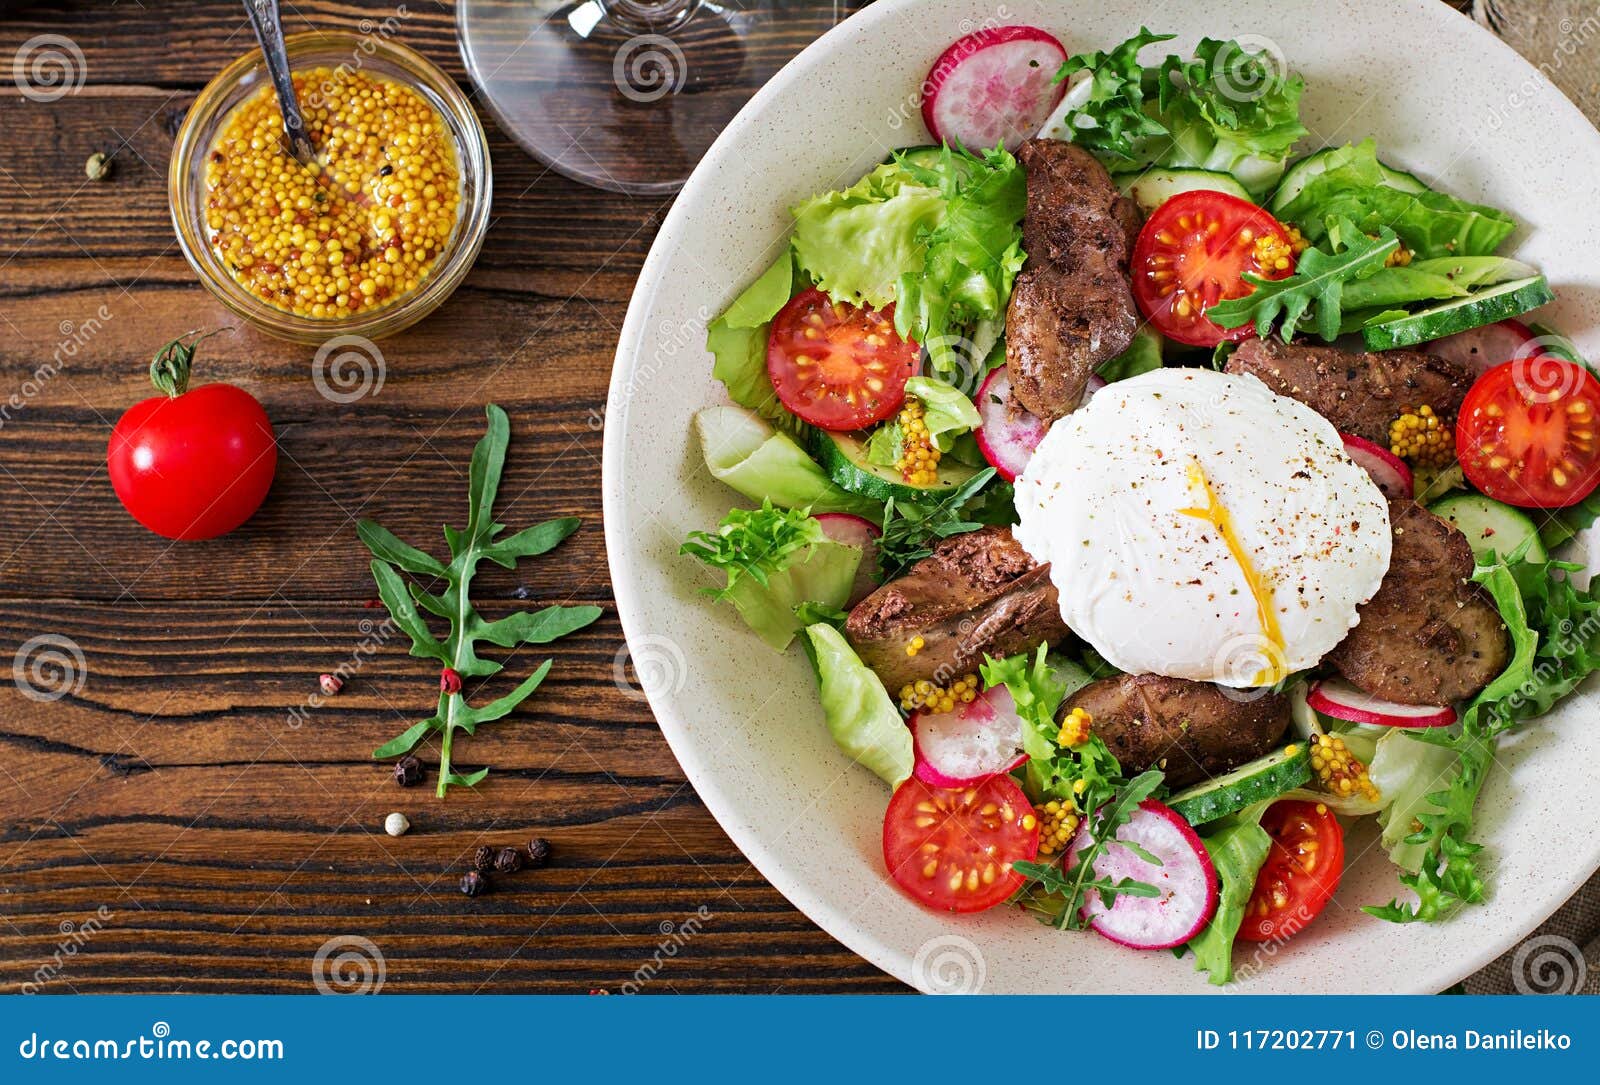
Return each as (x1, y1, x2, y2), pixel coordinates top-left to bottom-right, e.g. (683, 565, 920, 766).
(0, 593, 901, 992)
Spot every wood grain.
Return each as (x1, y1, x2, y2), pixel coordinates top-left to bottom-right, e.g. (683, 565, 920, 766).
(1, 0, 1583, 997)
(0, 0, 900, 994)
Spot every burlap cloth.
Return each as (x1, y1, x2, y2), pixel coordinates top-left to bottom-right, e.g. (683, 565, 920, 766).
(1454, 0, 1600, 994)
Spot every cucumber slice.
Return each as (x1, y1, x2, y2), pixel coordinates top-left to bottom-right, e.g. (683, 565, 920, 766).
(1166, 744, 1311, 827)
(1360, 277, 1555, 351)
(1111, 168, 1250, 214)
(886, 145, 948, 171)
(1268, 147, 1428, 215)
(812, 430, 979, 503)
(1429, 493, 1548, 564)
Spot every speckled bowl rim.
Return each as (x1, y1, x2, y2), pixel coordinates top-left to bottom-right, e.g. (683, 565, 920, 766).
(604, 0, 1600, 993)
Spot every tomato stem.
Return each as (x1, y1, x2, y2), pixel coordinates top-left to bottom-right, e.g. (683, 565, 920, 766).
(149, 327, 232, 398)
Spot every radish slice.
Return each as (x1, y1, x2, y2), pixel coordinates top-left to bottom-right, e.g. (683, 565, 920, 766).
(814, 512, 881, 608)
(911, 685, 1027, 787)
(1066, 799, 1218, 950)
(975, 364, 1048, 481)
(922, 26, 1069, 152)
(1426, 318, 1542, 377)
(1340, 432, 1415, 500)
(1307, 677, 1457, 728)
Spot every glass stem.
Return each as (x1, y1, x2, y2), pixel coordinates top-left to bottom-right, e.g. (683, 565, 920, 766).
(601, 0, 703, 34)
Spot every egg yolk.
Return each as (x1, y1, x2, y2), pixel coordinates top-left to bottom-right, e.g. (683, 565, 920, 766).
(1179, 460, 1288, 685)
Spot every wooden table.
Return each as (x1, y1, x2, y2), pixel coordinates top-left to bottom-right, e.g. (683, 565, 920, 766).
(0, 0, 898, 994)
(3, 0, 1593, 996)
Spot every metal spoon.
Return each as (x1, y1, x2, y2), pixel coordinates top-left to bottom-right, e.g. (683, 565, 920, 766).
(242, 0, 316, 166)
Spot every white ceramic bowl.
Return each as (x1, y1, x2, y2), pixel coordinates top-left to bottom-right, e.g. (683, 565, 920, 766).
(604, 0, 1600, 993)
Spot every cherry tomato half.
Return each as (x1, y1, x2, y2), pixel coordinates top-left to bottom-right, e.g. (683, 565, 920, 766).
(767, 288, 917, 430)
(1131, 191, 1297, 348)
(108, 382, 277, 541)
(882, 774, 1039, 913)
(1456, 356, 1600, 509)
(1237, 800, 1344, 943)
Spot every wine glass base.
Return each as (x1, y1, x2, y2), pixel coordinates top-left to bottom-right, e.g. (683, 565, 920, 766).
(458, 1, 861, 196)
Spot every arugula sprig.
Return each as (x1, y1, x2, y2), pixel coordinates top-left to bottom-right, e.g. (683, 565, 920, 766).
(1367, 544, 1600, 921)
(877, 466, 998, 578)
(1013, 771, 1167, 928)
(360, 405, 602, 798)
(1207, 219, 1399, 342)
(980, 646, 1165, 926)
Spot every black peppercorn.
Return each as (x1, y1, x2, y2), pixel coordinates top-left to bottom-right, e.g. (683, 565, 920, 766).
(379, 164, 393, 176)
(393, 755, 425, 787)
(526, 837, 552, 868)
(460, 871, 487, 897)
(472, 845, 495, 872)
(493, 847, 523, 874)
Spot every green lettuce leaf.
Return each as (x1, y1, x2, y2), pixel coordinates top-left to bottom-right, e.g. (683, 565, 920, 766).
(864, 421, 903, 467)
(790, 147, 1026, 388)
(721, 255, 792, 328)
(694, 406, 879, 520)
(893, 146, 1028, 382)
(1051, 31, 1305, 194)
(707, 255, 801, 432)
(681, 502, 864, 651)
(1366, 547, 1600, 922)
(1096, 325, 1164, 383)
(802, 623, 914, 787)
(1272, 139, 1517, 259)
(905, 375, 981, 451)
(980, 646, 1109, 806)
(1187, 802, 1273, 985)
(791, 162, 944, 309)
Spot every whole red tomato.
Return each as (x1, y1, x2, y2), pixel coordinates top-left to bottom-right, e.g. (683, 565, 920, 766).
(108, 331, 277, 541)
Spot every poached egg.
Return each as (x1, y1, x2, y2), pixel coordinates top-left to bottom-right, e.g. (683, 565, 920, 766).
(1013, 368, 1392, 688)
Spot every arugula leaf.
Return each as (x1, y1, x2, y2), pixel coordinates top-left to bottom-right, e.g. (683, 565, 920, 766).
(876, 467, 997, 578)
(1366, 547, 1600, 921)
(1207, 220, 1398, 342)
(1012, 770, 1166, 929)
(359, 406, 602, 798)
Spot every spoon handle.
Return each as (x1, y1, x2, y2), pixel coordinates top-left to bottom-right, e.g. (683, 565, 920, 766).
(242, 0, 316, 165)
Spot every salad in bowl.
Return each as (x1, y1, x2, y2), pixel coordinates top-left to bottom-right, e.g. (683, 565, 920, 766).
(674, 23, 1600, 984)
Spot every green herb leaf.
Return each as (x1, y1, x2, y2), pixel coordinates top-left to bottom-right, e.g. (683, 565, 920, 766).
(877, 467, 997, 577)
(1207, 220, 1399, 342)
(360, 405, 601, 798)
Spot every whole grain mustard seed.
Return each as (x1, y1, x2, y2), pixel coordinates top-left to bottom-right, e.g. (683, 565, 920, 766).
(202, 66, 460, 318)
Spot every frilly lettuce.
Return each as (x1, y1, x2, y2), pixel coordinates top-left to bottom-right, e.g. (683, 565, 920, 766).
(801, 623, 913, 787)
(1050, 30, 1307, 197)
(1271, 139, 1516, 259)
(790, 147, 1026, 388)
(694, 406, 879, 520)
(1368, 544, 1600, 922)
(791, 162, 945, 310)
(681, 502, 863, 651)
